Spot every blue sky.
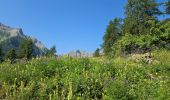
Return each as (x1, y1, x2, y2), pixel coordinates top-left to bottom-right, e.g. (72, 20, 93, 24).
(0, 0, 169, 54)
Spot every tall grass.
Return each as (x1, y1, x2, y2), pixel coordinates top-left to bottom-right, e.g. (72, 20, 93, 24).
(0, 50, 170, 99)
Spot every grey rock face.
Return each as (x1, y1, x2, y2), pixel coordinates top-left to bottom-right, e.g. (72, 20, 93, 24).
(67, 50, 93, 58)
(0, 22, 46, 56)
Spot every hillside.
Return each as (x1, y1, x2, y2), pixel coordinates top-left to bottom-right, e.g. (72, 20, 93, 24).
(0, 0, 170, 99)
(0, 23, 46, 56)
(67, 50, 93, 58)
(0, 50, 170, 99)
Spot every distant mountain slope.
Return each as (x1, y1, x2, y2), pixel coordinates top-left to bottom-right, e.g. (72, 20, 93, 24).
(66, 50, 93, 58)
(0, 23, 47, 56)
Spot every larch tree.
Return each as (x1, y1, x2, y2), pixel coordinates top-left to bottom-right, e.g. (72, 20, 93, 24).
(5, 48, 16, 63)
(166, 0, 170, 14)
(103, 18, 122, 56)
(19, 38, 33, 60)
(45, 46, 57, 57)
(93, 48, 100, 57)
(123, 0, 161, 35)
(0, 47, 3, 62)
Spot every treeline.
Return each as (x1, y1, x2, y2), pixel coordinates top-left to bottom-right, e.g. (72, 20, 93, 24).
(98, 0, 170, 57)
(0, 38, 56, 63)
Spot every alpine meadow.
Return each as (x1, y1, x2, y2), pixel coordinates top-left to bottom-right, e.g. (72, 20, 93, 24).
(0, 0, 170, 100)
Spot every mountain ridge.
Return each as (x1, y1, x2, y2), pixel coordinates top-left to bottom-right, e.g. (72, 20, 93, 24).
(0, 22, 47, 56)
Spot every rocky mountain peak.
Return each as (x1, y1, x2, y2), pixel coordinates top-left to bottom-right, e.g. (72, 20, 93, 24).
(30, 37, 45, 50)
(0, 23, 25, 38)
(0, 22, 47, 56)
(0, 23, 11, 30)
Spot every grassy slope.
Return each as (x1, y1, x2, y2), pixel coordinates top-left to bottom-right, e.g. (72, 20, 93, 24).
(0, 50, 170, 100)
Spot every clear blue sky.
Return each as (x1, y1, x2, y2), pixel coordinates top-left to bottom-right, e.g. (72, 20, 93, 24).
(0, 0, 168, 54)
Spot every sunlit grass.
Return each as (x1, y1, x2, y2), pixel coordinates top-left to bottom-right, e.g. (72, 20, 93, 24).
(0, 50, 170, 99)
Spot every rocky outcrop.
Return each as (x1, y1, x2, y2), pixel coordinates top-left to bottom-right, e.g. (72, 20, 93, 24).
(129, 52, 159, 64)
(66, 50, 93, 58)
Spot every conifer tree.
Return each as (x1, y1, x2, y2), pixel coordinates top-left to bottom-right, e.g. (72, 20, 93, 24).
(5, 48, 16, 63)
(19, 39, 33, 59)
(45, 46, 56, 57)
(123, 0, 161, 35)
(93, 48, 100, 57)
(166, 0, 170, 14)
(0, 47, 3, 62)
(103, 18, 122, 56)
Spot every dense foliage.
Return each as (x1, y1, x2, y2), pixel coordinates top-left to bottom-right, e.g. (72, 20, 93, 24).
(45, 46, 57, 57)
(5, 48, 16, 64)
(123, 0, 160, 35)
(0, 50, 170, 99)
(19, 39, 34, 59)
(0, 47, 3, 62)
(102, 18, 122, 56)
(93, 48, 100, 57)
(102, 0, 170, 57)
(166, 0, 170, 14)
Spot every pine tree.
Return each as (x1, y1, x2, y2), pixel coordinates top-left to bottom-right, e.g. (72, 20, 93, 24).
(5, 48, 16, 64)
(103, 18, 122, 56)
(19, 39, 33, 60)
(45, 46, 56, 57)
(166, 0, 170, 14)
(93, 48, 100, 57)
(0, 47, 2, 57)
(0, 47, 3, 62)
(76, 50, 81, 57)
(123, 0, 161, 35)
(50, 46, 56, 55)
(26, 39, 34, 59)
